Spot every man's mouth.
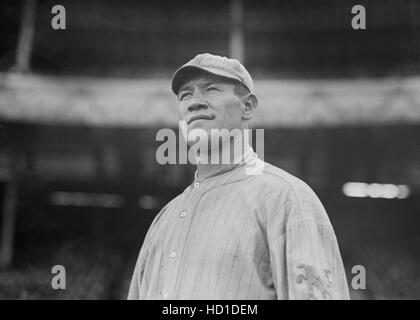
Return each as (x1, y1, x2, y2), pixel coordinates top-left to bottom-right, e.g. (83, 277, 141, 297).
(187, 114, 215, 125)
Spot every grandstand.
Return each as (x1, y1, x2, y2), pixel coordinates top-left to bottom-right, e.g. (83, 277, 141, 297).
(0, 0, 419, 299)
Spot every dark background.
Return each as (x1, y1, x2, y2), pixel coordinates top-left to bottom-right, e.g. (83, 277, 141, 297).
(0, 0, 419, 299)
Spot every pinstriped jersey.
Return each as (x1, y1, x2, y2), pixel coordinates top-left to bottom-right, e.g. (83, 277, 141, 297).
(128, 149, 350, 300)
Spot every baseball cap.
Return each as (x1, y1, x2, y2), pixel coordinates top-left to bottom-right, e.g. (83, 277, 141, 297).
(171, 53, 254, 95)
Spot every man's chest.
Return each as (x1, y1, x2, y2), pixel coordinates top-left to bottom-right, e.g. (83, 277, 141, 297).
(148, 184, 268, 267)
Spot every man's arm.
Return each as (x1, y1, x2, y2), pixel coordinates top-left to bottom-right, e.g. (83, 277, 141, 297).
(284, 218, 350, 299)
(127, 243, 148, 300)
(127, 203, 170, 300)
(267, 182, 350, 300)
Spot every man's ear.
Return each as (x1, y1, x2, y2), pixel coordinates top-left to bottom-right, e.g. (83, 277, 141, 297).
(241, 93, 258, 120)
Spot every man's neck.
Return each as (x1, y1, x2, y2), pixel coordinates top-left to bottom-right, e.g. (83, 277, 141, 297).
(195, 137, 252, 180)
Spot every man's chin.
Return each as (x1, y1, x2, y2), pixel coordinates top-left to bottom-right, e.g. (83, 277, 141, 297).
(186, 127, 210, 147)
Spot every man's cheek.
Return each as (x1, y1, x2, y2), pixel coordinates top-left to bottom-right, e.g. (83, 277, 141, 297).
(178, 102, 188, 117)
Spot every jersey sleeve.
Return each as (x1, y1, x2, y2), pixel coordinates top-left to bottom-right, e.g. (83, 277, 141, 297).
(284, 218, 350, 299)
(127, 203, 169, 300)
(267, 182, 350, 300)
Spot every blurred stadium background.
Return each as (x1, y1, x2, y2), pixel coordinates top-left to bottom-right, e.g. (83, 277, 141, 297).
(0, 0, 419, 299)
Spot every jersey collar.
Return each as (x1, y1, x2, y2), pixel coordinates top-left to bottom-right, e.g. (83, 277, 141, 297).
(193, 146, 256, 182)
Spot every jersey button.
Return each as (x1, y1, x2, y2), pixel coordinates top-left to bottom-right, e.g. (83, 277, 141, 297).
(179, 211, 187, 218)
(193, 181, 200, 188)
(170, 251, 177, 258)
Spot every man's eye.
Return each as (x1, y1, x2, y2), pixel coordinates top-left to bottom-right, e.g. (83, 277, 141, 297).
(206, 87, 218, 92)
(179, 92, 191, 100)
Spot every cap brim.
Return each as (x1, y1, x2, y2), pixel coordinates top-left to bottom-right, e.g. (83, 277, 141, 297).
(171, 65, 245, 95)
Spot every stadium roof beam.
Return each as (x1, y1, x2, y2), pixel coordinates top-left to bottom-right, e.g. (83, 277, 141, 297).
(12, 0, 36, 73)
(229, 0, 244, 63)
(0, 157, 18, 270)
(0, 73, 420, 128)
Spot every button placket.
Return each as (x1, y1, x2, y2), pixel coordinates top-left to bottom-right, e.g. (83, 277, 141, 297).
(166, 179, 207, 296)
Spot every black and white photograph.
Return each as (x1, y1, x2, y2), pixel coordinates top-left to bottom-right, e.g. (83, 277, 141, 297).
(0, 0, 419, 304)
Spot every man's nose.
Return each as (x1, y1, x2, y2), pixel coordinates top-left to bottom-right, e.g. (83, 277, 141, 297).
(187, 93, 208, 113)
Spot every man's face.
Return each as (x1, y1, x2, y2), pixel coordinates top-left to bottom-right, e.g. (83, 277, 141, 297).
(177, 72, 244, 146)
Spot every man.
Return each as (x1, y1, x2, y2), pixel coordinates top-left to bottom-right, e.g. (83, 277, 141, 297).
(128, 53, 350, 300)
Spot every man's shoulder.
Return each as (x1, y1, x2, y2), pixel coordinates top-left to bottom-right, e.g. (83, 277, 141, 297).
(161, 193, 183, 211)
(151, 193, 183, 224)
(250, 160, 313, 196)
(252, 160, 330, 223)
